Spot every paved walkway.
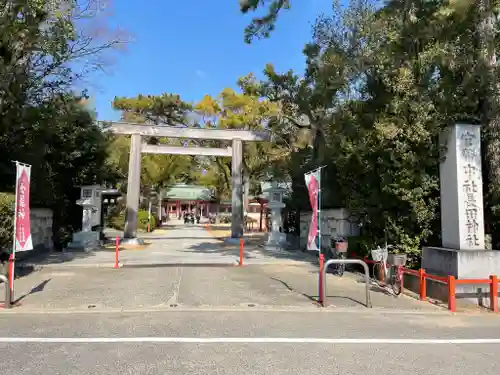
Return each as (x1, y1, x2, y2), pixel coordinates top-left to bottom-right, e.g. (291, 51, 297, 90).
(3, 224, 465, 313)
(5, 261, 442, 312)
(19, 224, 316, 267)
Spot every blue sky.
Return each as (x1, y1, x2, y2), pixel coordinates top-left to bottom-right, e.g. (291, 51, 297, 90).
(89, 0, 331, 121)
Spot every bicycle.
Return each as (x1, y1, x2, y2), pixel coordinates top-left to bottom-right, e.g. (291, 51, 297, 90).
(328, 237, 348, 277)
(370, 245, 405, 296)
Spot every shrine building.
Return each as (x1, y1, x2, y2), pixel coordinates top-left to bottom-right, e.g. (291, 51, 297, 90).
(160, 184, 268, 219)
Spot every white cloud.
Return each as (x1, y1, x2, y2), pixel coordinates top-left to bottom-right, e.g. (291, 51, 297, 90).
(195, 69, 205, 77)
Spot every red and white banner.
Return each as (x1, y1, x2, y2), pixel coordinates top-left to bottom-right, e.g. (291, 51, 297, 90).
(14, 163, 33, 253)
(305, 169, 320, 251)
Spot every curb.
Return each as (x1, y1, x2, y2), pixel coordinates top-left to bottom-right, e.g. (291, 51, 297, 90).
(18, 261, 241, 269)
(0, 305, 457, 315)
(18, 262, 124, 269)
(123, 262, 239, 268)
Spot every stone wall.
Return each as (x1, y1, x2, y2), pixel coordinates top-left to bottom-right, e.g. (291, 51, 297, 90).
(1, 208, 53, 275)
(1, 208, 53, 254)
(299, 208, 360, 251)
(30, 208, 54, 252)
(15, 208, 53, 262)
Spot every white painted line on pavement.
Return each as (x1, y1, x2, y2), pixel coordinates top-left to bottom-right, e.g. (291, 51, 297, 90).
(0, 338, 499, 344)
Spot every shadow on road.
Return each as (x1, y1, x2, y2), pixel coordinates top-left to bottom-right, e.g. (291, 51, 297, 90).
(353, 275, 397, 297)
(270, 275, 367, 307)
(269, 277, 319, 304)
(14, 278, 51, 304)
(17, 249, 104, 269)
(184, 240, 320, 266)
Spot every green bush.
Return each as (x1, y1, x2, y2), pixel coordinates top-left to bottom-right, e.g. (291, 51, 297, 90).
(347, 236, 373, 258)
(0, 193, 14, 251)
(108, 210, 125, 231)
(137, 209, 156, 231)
(107, 205, 156, 232)
(107, 201, 125, 230)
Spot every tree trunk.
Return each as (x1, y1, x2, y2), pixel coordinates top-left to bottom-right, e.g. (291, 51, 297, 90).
(479, 0, 500, 248)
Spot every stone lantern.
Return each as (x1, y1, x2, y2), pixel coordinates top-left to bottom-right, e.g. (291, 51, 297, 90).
(263, 182, 287, 250)
(67, 185, 102, 251)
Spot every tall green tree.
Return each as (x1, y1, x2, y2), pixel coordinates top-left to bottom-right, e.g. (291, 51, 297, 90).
(110, 93, 197, 191)
(113, 94, 193, 125)
(193, 87, 283, 197)
(0, 0, 127, 248)
(237, 0, 500, 261)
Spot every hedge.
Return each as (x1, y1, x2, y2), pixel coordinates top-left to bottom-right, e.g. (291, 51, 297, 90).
(0, 193, 14, 251)
(108, 208, 156, 232)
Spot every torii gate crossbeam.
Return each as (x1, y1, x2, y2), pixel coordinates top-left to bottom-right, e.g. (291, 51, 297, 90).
(142, 144, 232, 157)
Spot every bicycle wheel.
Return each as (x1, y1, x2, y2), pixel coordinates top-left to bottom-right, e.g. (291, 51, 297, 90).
(391, 268, 402, 296)
(337, 263, 345, 277)
(372, 262, 384, 284)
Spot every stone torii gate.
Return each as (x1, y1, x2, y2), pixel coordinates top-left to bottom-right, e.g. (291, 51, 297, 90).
(109, 122, 270, 243)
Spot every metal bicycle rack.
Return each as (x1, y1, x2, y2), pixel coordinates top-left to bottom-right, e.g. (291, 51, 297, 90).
(0, 275, 11, 309)
(322, 259, 372, 308)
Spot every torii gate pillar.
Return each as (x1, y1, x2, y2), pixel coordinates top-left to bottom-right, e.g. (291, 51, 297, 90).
(122, 135, 246, 240)
(231, 138, 244, 239)
(124, 134, 142, 239)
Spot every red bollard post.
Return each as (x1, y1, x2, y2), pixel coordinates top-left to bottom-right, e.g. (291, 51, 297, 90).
(419, 268, 426, 301)
(399, 266, 405, 295)
(448, 275, 456, 312)
(490, 275, 498, 313)
(8, 253, 15, 303)
(319, 254, 325, 306)
(114, 236, 119, 269)
(239, 238, 244, 267)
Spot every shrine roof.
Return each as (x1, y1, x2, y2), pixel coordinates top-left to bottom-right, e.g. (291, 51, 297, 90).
(162, 184, 214, 201)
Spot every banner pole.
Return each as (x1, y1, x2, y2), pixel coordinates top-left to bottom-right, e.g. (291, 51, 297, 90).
(317, 168, 321, 257)
(317, 167, 322, 302)
(312, 165, 325, 255)
(10, 162, 19, 302)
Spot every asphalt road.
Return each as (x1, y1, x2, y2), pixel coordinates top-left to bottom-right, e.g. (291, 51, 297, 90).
(5, 225, 499, 374)
(0, 310, 499, 374)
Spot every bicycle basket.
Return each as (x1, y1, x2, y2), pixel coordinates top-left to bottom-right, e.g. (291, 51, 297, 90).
(370, 248, 387, 262)
(335, 241, 348, 253)
(388, 253, 407, 267)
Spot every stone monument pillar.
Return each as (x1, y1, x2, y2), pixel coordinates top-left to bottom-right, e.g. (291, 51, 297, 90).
(439, 123, 485, 250)
(264, 183, 288, 250)
(422, 124, 500, 302)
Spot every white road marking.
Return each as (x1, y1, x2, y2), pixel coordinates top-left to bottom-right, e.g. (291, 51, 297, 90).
(0, 338, 499, 344)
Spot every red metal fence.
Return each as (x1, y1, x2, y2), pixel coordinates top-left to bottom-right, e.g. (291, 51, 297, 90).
(360, 256, 499, 313)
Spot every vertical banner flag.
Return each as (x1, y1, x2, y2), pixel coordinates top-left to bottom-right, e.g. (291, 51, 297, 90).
(304, 169, 320, 251)
(14, 163, 33, 253)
